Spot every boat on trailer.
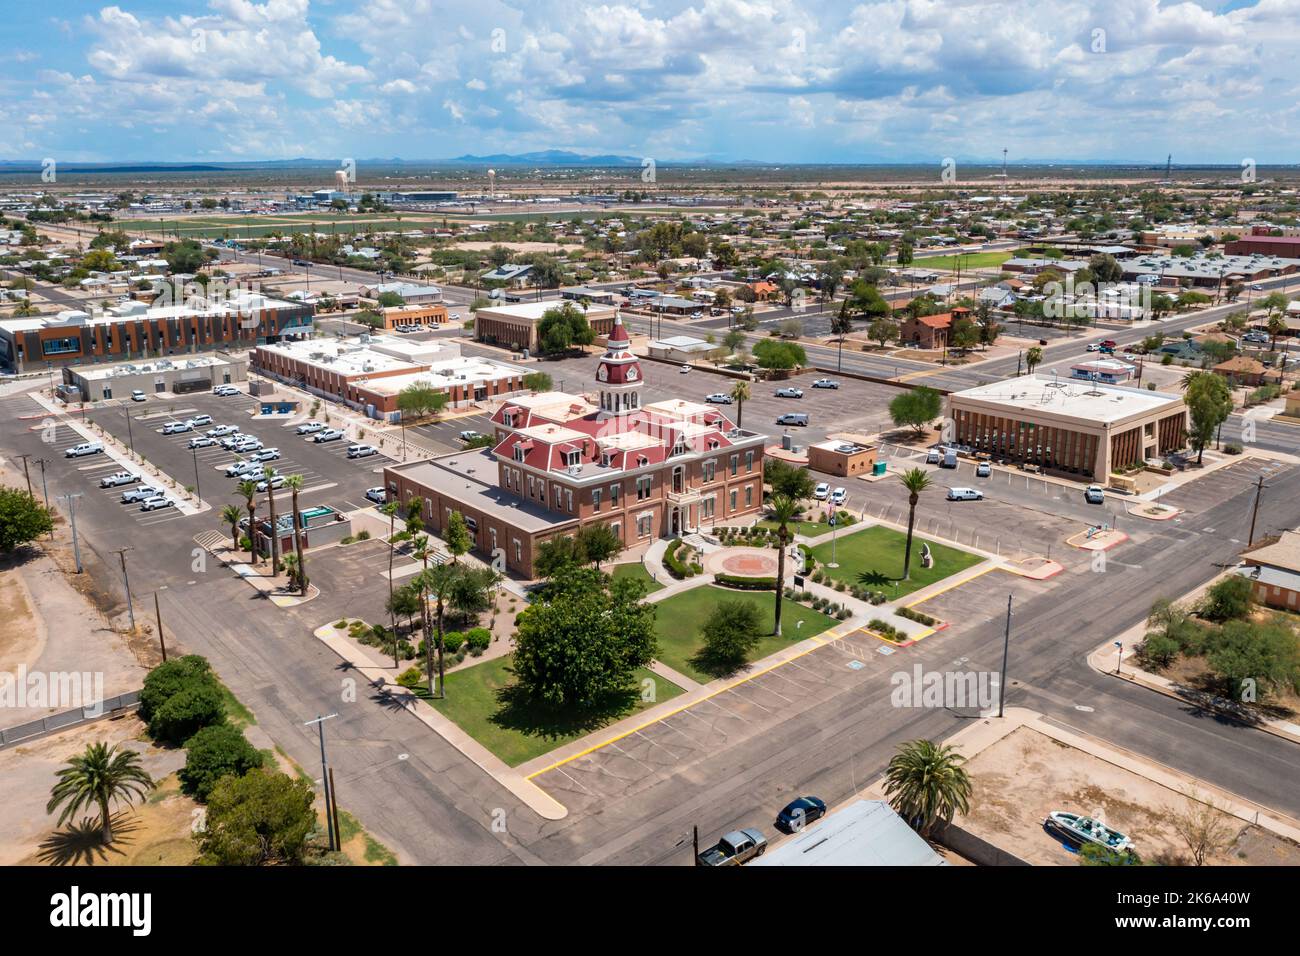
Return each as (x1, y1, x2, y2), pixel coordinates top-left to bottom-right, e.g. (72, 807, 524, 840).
(1045, 811, 1133, 852)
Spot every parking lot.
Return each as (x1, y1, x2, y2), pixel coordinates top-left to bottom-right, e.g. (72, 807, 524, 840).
(89, 388, 400, 519)
(1159, 456, 1292, 539)
(530, 627, 899, 813)
(525, 349, 901, 446)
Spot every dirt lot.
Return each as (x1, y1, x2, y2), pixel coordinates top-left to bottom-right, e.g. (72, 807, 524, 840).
(958, 726, 1300, 865)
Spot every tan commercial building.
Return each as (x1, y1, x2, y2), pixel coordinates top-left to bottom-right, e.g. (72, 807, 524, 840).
(473, 300, 619, 353)
(808, 439, 877, 478)
(378, 304, 448, 330)
(947, 374, 1187, 482)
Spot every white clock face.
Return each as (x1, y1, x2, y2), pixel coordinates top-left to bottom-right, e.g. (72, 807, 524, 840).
(627, 367, 638, 381)
(597, 364, 608, 381)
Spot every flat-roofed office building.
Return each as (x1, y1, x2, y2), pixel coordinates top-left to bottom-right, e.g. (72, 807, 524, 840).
(947, 373, 1187, 482)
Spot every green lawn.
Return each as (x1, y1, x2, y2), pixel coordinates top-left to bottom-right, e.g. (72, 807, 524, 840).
(809, 524, 982, 600)
(756, 515, 857, 538)
(422, 655, 683, 767)
(610, 560, 665, 593)
(652, 586, 837, 684)
(914, 251, 1014, 271)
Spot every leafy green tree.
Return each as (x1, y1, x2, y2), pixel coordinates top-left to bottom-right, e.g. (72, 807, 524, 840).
(1181, 370, 1233, 464)
(397, 382, 448, 421)
(697, 600, 763, 673)
(888, 386, 942, 436)
(180, 724, 265, 802)
(0, 486, 54, 553)
(196, 769, 317, 866)
(376, 291, 405, 308)
(1207, 618, 1300, 703)
(523, 371, 553, 392)
(899, 468, 933, 580)
(537, 301, 595, 355)
(1197, 575, 1254, 623)
(444, 510, 472, 559)
(752, 338, 807, 370)
(577, 522, 624, 569)
(883, 739, 972, 837)
(512, 568, 657, 710)
(139, 655, 226, 746)
(47, 742, 153, 844)
(868, 317, 899, 348)
(163, 239, 207, 274)
(763, 458, 815, 501)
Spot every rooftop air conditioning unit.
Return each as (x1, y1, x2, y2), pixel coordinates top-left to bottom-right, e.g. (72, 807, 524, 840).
(568, 464, 582, 476)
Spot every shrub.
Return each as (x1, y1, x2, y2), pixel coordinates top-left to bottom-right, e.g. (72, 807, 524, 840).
(868, 618, 905, 642)
(664, 539, 696, 579)
(1223, 443, 1243, 455)
(834, 580, 847, 592)
(897, 606, 937, 626)
(340, 535, 355, 545)
(1197, 575, 1253, 623)
(180, 723, 264, 802)
(442, 631, 465, 653)
(396, 666, 423, 688)
(356, 530, 371, 540)
(714, 573, 777, 590)
(466, 627, 492, 653)
(140, 656, 226, 745)
(1138, 632, 1180, 669)
(836, 608, 852, 620)
(334, 619, 348, 629)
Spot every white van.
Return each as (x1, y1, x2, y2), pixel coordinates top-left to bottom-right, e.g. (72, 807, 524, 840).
(776, 413, 809, 426)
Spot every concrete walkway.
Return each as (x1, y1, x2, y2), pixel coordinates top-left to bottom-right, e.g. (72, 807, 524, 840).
(311, 622, 567, 821)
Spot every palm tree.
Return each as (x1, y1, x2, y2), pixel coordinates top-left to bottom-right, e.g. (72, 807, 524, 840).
(47, 742, 154, 844)
(284, 474, 308, 595)
(419, 562, 460, 699)
(1025, 345, 1043, 374)
(220, 503, 243, 552)
(235, 480, 259, 563)
(729, 379, 751, 427)
(262, 466, 281, 574)
(883, 739, 972, 838)
(899, 468, 933, 581)
(380, 500, 401, 641)
(768, 494, 800, 637)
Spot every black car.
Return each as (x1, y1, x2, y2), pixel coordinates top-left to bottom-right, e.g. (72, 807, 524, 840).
(776, 796, 827, 833)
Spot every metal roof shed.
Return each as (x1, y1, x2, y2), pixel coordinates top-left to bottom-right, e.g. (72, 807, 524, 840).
(749, 800, 947, 867)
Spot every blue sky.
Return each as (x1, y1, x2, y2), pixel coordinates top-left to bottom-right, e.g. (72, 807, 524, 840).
(1, 0, 1296, 164)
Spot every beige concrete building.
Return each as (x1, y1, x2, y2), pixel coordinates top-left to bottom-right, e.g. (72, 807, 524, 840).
(808, 439, 877, 478)
(947, 374, 1187, 482)
(473, 300, 619, 353)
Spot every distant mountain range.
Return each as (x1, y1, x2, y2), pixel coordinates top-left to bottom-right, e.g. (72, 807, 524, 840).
(448, 151, 644, 166)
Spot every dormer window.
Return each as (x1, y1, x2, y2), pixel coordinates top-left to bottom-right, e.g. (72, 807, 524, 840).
(513, 445, 525, 462)
(503, 411, 514, 428)
(564, 450, 581, 468)
(636, 455, 648, 468)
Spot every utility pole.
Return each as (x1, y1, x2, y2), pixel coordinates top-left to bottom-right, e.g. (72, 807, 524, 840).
(191, 446, 203, 502)
(57, 493, 84, 573)
(33, 458, 53, 539)
(153, 591, 168, 662)
(305, 714, 339, 851)
(124, 407, 135, 453)
(112, 547, 137, 632)
(1248, 475, 1266, 546)
(15, 453, 32, 497)
(998, 594, 1013, 718)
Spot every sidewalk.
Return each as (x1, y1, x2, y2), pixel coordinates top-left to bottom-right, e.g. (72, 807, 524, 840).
(193, 532, 319, 608)
(311, 622, 568, 821)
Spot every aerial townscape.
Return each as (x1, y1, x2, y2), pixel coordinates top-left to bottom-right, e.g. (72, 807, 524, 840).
(0, 0, 1295, 929)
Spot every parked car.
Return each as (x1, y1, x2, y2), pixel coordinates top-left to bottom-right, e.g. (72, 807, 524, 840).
(776, 796, 827, 833)
(297, 421, 325, 434)
(140, 496, 174, 512)
(186, 414, 212, 427)
(775, 412, 809, 426)
(364, 487, 387, 505)
(249, 448, 280, 462)
(255, 475, 285, 492)
(226, 460, 261, 478)
(976, 461, 992, 478)
(774, 386, 804, 398)
(925, 448, 941, 465)
(122, 485, 161, 503)
(947, 487, 984, 501)
(705, 393, 733, 404)
(830, 487, 847, 506)
(1100, 339, 1117, 349)
(697, 829, 767, 867)
(130, 390, 147, 402)
(207, 424, 239, 437)
(160, 421, 193, 435)
(213, 385, 239, 396)
(679, 364, 691, 374)
(941, 448, 958, 469)
(813, 482, 830, 500)
(1086, 343, 1101, 352)
(1084, 484, 1105, 505)
(314, 429, 345, 443)
(811, 378, 839, 389)
(64, 442, 104, 458)
(458, 431, 485, 443)
(232, 438, 263, 453)
(99, 471, 139, 488)
(347, 444, 379, 459)
(188, 435, 216, 449)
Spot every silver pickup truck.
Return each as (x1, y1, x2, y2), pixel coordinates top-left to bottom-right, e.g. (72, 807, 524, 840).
(697, 828, 767, 866)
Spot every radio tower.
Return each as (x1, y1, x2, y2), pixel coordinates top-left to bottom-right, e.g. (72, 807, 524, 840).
(1002, 147, 1008, 179)
(1164, 153, 1172, 184)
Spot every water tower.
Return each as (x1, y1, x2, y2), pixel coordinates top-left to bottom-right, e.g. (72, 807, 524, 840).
(487, 168, 496, 200)
(334, 168, 350, 195)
